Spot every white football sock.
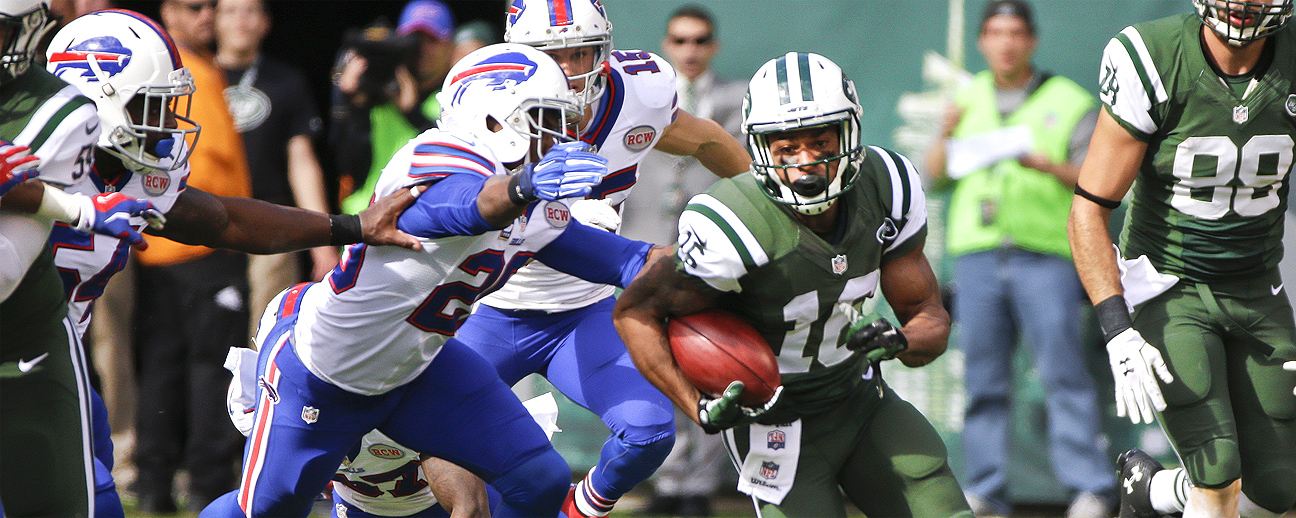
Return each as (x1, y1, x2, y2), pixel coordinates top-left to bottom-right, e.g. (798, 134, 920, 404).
(1150, 467, 1190, 514)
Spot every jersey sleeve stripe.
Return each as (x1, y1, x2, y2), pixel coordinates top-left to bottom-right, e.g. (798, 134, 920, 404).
(1118, 27, 1167, 105)
(413, 143, 495, 173)
(29, 96, 95, 153)
(408, 166, 485, 180)
(687, 193, 770, 268)
(14, 85, 92, 146)
(869, 146, 928, 253)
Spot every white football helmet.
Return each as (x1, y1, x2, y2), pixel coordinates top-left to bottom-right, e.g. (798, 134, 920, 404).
(1194, 0, 1293, 45)
(504, 0, 612, 108)
(436, 43, 581, 166)
(743, 52, 864, 216)
(0, 0, 54, 83)
(46, 9, 200, 173)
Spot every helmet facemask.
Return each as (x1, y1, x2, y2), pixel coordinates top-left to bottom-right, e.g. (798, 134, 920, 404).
(503, 0, 613, 112)
(102, 66, 201, 173)
(1194, 0, 1294, 45)
(503, 99, 582, 170)
(0, 1, 54, 83)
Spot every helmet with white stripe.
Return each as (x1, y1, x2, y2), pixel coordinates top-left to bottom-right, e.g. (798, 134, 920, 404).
(1194, 0, 1293, 45)
(0, 0, 54, 83)
(47, 9, 200, 173)
(743, 52, 864, 216)
(436, 43, 581, 166)
(504, 0, 612, 109)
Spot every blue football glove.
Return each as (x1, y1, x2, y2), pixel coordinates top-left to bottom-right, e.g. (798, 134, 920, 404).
(72, 192, 167, 247)
(845, 319, 908, 363)
(697, 381, 783, 434)
(512, 141, 608, 202)
(0, 142, 40, 197)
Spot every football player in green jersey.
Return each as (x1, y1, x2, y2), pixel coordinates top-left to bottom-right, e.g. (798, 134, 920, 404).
(614, 52, 972, 518)
(1068, 1, 1296, 517)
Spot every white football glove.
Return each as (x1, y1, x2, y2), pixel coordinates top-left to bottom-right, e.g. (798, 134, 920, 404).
(569, 199, 620, 232)
(1106, 328, 1175, 425)
(1285, 361, 1295, 397)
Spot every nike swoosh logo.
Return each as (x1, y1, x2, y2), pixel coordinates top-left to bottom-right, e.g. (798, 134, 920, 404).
(1274, 283, 1284, 296)
(85, 122, 99, 135)
(17, 353, 49, 373)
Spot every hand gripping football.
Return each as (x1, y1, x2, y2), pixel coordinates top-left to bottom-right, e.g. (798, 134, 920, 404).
(668, 309, 781, 406)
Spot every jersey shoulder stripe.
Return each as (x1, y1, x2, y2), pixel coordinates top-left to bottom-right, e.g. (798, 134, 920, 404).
(684, 193, 766, 269)
(581, 69, 627, 149)
(864, 146, 928, 254)
(28, 93, 94, 153)
(1101, 16, 1185, 136)
(410, 142, 495, 178)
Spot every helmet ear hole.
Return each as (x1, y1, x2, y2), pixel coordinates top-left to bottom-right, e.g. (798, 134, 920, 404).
(486, 115, 503, 133)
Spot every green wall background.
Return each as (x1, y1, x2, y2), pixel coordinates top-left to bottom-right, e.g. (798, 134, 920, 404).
(603, 0, 1187, 150)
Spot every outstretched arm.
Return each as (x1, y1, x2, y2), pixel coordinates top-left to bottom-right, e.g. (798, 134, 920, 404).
(653, 110, 751, 178)
(613, 250, 719, 424)
(878, 243, 949, 367)
(151, 185, 423, 254)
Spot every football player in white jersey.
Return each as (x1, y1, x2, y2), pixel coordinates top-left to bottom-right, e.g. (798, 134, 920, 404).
(225, 345, 564, 518)
(38, 9, 421, 517)
(453, 2, 751, 516)
(199, 43, 666, 518)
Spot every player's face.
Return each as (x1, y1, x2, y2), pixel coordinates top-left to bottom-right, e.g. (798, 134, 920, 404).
(661, 16, 717, 82)
(978, 14, 1035, 78)
(125, 94, 180, 156)
(766, 125, 841, 188)
(544, 45, 599, 92)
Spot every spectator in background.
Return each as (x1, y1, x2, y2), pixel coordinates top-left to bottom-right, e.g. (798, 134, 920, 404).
(620, 6, 743, 517)
(452, 19, 497, 64)
(139, 0, 253, 511)
(214, 0, 339, 334)
(621, 4, 745, 246)
(331, 0, 454, 215)
(921, 1, 1112, 517)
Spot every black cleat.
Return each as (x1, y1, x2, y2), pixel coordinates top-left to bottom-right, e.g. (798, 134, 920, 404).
(1117, 449, 1164, 518)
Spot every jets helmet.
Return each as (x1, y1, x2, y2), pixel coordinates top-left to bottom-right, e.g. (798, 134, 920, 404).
(46, 9, 200, 173)
(1194, 0, 1293, 45)
(436, 43, 581, 166)
(504, 0, 612, 108)
(743, 52, 864, 216)
(0, 0, 55, 83)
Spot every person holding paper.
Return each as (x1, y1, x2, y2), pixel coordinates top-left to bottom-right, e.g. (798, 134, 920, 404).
(922, 2, 1111, 517)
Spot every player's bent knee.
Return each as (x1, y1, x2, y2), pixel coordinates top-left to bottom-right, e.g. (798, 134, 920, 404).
(1242, 468, 1296, 513)
(491, 448, 570, 513)
(1182, 438, 1242, 489)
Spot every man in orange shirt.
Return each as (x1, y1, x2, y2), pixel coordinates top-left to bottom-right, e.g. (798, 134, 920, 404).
(135, 0, 255, 511)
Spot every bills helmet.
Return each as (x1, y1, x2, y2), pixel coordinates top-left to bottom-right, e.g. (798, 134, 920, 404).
(436, 43, 581, 166)
(743, 52, 864, 216)
(0, 0, 55, 83)
(1194, 0, 1293, 45)
(47, 10, 199, 173)
(504, 0, 612, 108)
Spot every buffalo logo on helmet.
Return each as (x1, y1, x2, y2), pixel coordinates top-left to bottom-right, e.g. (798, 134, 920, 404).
(450, 52, 538, 104)
(507, 0, 527, 25)
(49, 36, 133, 81)
(767, 429, 786, 450)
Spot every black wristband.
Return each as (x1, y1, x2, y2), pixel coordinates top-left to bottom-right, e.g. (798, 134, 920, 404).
(507, 170, 535, 205)
(1095, 295, 1133, 342)
(1075, 184, 1121, 210)
(329, 213, 363, 246)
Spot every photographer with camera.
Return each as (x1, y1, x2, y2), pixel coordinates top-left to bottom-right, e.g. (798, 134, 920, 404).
(330, 0, 455, 215)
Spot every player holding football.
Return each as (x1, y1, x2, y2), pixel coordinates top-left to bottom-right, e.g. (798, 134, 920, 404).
(613, 52, 973, 518)
(198, 43, 666, 518)
(1068, 1, 1296, 517)
(453, 2, 750, 516)
(36, 9, 420, 516)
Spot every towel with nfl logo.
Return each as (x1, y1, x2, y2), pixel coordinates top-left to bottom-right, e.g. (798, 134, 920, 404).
(731, 420, 801, 504)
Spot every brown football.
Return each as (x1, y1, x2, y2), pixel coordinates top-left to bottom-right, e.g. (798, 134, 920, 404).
(668, 309, 781, 406)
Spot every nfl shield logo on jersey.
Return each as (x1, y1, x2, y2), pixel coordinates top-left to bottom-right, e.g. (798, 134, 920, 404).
(767, 430, 786, 450)
(301, 406, 320, 424)
(760, 461, 780, 479)
(1233, 105, 1249, 124)
(831, 255, 847, 275)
